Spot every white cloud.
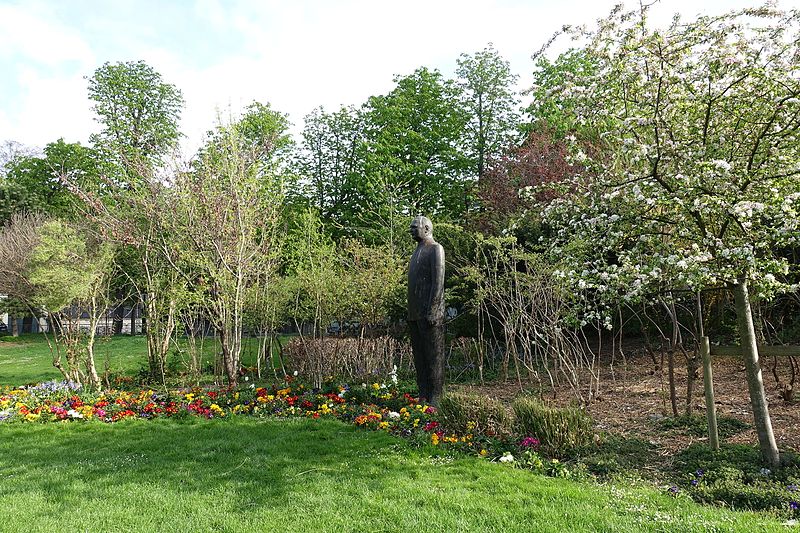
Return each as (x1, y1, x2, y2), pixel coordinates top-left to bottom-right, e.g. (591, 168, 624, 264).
(0, 0, 787, 155)
(0, 1, 95, 69)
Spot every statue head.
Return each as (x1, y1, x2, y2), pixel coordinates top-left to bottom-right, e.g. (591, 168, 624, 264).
(410, 215, 433, 242)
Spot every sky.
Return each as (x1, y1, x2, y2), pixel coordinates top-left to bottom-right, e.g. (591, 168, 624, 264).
(0, 0, 787, 155)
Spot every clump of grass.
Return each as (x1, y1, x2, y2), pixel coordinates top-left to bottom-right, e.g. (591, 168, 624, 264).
(438, 392, 512, 438)
(512, 396, 594, 456)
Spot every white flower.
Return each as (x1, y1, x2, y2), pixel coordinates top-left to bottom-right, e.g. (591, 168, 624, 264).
(67, 409, 83, 419)
(499, 452, 515, 463)
(711, 160, 732, 172)
(388, 411, 400, 419)
(293, 371, 299, 377)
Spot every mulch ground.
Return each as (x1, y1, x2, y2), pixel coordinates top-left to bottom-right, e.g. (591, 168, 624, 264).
(453, 348, 800, 458)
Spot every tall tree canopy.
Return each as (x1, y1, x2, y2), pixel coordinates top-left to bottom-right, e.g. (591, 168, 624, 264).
(456, 44, 520, 182)
(88, 60, 184, 172)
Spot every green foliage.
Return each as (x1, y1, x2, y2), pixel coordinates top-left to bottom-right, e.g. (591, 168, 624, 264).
(512, 397, 594, 456)
(88, 60, 184, 170)
(674, 444, 800, 515)
(26, 220, 113, 312)
(293, 105, 367, 233)
(438, 391, 512, 438)
(456, 44, 521, 181)
(363, 67, 469, 223)
(579, 435, 658, 481)
(658, 414, 750, 439)
(2, 140, 105, 222)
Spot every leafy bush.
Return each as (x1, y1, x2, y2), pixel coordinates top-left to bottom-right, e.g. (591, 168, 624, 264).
(512, 397, 594, 456)
(438, 392, 512, 438)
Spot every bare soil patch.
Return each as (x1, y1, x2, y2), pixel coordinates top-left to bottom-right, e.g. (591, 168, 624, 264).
(453, 350, 800, 458)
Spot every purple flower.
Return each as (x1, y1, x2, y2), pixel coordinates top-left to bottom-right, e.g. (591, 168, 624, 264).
(695, 469, 704, 477)
(791, 501, 799, 511)
(668, 486, 679, 494)
(690, 479, 698, 487)
(788, 484, 798, 492)
(519, 437, 541, 449)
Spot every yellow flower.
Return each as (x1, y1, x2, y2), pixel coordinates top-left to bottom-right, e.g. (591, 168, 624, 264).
(413, 419, 419, 427)
(480, 449, 488, 457)
(466, 421, 476, 430)
(277, 388, 291, 397)
(371, 383, 381, 391)
(0, 398, 9, 408)
(185, 393, 195, 402)
(25, 413, 40, 422)
(431, 433, 440, 445)
(378, 421, 389, 430)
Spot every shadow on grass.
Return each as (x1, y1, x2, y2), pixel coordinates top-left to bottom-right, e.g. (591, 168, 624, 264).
(0, 417, 784, 532)
(0, 417, 405, 510)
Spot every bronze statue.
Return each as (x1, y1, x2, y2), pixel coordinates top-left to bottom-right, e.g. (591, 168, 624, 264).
(407, 215, 445, 405)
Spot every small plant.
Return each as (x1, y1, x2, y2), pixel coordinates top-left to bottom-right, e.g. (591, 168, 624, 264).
(511, 396, 594, 456)
(658, 414, 750, 439)
(437, 392, 512, 438)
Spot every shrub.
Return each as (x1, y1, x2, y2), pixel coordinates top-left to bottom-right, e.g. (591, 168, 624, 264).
(512, 396, 594, 456)
(285, 336, 411, 387)
(438, 392, 512, 438)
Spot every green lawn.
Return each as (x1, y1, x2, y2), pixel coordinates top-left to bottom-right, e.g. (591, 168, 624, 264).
(0, 334, 280, 386)
(0, 417, 785, 533)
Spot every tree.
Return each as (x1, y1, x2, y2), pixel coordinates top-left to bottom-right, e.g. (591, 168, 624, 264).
(168, 105, 287, 387)
(294, 105, 367, 232)
(363, 68, 469, 227)
(456, 44, 521, 182)
(27, 220, 114, 388)
(2, 139, 104, 222)
(80, 61, 184, 378)
(87, 60, 184, 171)
(533, 5, 800, 466)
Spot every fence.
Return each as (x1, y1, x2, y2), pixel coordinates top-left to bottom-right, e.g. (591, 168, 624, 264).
(700, 336, 800, 451)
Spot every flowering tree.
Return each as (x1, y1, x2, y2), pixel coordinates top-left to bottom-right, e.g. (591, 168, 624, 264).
(533, 6, 800, 466)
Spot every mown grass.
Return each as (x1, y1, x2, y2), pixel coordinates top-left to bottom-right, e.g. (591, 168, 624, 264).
(0, 417, 786, 532)
(0, 334, 281, 386)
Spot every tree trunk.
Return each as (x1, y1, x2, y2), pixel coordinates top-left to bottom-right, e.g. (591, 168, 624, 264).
(130, 303, 137, 335)
(733, 278, 780, 467)
(10, 313, 18, 337)
(112, 293, 124, 335)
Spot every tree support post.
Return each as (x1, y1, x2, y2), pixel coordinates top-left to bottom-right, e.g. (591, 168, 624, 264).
(700, 336, 719, 451)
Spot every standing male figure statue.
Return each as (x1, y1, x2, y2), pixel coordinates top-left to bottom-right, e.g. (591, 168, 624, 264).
(407, 215, 445, 405)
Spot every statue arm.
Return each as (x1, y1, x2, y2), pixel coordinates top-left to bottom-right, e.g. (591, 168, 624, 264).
(427, 244, 445, 323)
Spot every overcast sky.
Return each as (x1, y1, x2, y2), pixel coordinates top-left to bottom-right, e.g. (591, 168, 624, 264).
(0, 0, 784, 155)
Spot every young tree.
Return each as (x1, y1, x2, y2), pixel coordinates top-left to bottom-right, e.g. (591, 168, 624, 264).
(79, 61, 185, 378)
(534, 6, 800, 466)
(168, 104, 288, 387)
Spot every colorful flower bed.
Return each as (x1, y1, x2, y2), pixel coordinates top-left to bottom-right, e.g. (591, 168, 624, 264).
(0, 378, 504, 455)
